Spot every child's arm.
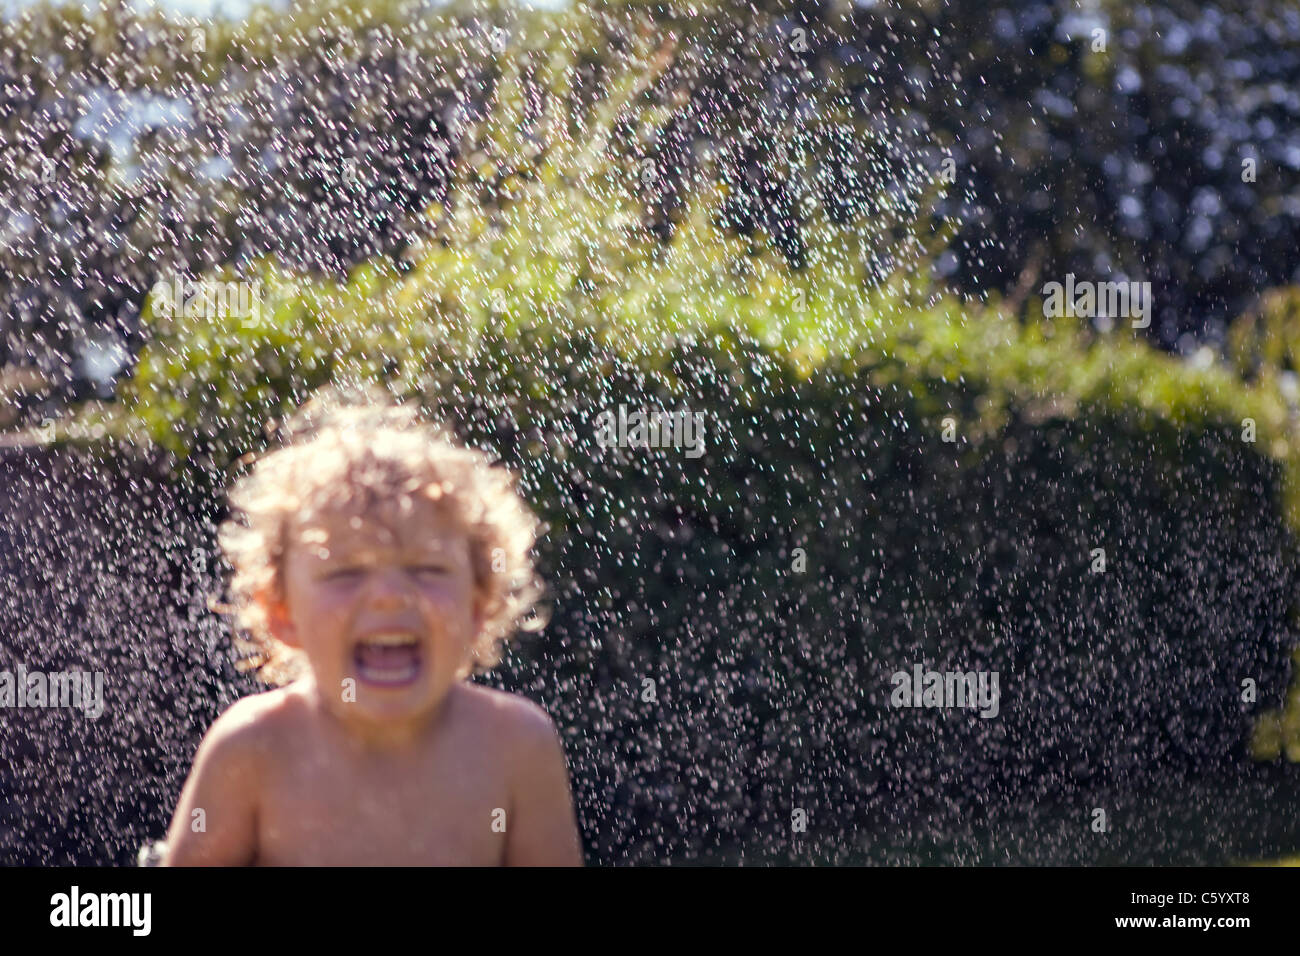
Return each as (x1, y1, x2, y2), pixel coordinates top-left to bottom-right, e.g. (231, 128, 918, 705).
(504, 705, 583, 866)
(162, 704, 262, 866)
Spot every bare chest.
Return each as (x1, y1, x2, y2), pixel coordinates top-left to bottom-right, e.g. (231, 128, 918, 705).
(256, 744, 510, 866)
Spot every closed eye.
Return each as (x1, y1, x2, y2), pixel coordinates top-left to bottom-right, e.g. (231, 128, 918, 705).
(324, 567, 365, 580)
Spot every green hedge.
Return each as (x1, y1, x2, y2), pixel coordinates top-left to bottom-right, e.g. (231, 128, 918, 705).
(68, 49, 1300, 861)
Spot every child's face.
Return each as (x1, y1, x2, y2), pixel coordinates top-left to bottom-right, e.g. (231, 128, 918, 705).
(270, 488, 484, 728)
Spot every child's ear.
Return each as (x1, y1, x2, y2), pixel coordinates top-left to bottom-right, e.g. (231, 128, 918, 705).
(258, 587, 301, 649)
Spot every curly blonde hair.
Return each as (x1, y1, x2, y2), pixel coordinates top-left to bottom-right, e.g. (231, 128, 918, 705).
(214, 385, 548, 685)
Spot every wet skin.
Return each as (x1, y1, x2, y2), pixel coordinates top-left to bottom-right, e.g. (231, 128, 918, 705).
(163, 494, 582, 866)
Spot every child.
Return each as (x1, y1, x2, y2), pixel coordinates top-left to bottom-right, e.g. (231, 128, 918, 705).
(162, 388, 583, 865)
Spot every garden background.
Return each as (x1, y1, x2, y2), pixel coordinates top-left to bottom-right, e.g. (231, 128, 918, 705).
(3, 0, 1300, 864)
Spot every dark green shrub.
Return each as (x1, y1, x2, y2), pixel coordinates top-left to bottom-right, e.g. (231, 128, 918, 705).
(69, 49, 1300, 861)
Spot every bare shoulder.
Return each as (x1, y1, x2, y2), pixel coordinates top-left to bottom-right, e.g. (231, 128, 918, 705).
(198, 684, 304, 765)
(451, 683, 562, 750)
(454, 684, 582, 865)
(164, 687, 302, 865)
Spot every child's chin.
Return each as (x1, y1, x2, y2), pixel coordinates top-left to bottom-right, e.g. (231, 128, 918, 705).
(353, 674, 441, 714)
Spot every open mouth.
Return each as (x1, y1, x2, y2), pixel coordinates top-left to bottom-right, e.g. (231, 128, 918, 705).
(353, 632, 422, 687)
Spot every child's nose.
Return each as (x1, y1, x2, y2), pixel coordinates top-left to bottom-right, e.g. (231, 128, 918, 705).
(364, 566, 416, 606)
